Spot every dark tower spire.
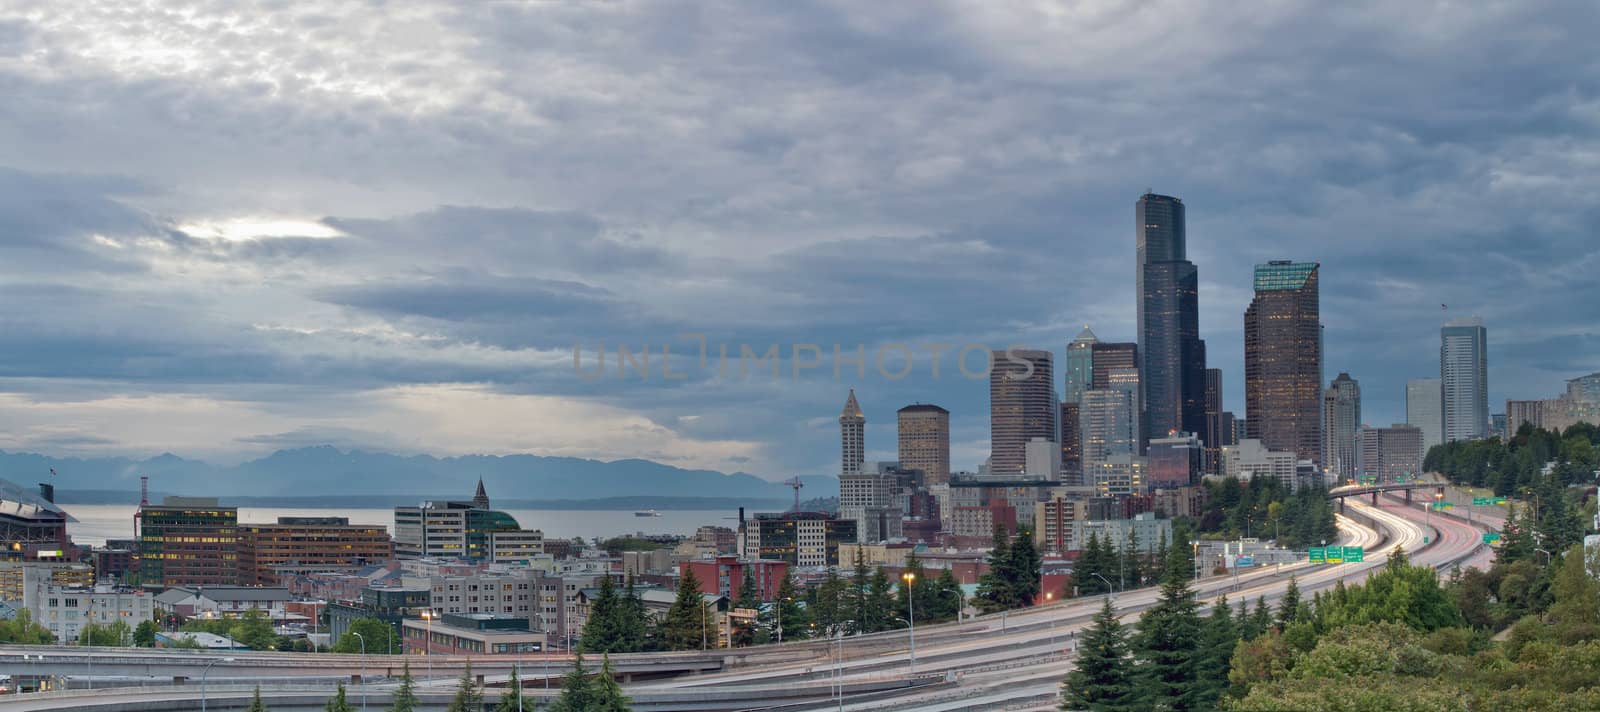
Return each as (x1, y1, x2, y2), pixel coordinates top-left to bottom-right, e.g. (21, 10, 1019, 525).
(472, 477, 490, 509)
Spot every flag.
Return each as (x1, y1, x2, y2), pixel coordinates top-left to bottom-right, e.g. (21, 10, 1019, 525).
(48, 468, 56, 478)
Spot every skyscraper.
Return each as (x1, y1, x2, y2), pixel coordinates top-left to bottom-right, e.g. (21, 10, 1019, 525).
(1064, 326, 1098, 404)
(1136, 193, 1207, 444)
(1441, 317, 1489, 442)
(1080, 368, 1141, 474)
(989, 350, 1056, 475)
(1406, 378, 1444, 454)
(896, 404, 950, 486)
(840, 389, 865, 476)
(1322, 373, 1361, 484)
(1090, 342, 1139, 389)
(1202, 368, 1231, 475)
(1059, 401, 1082, 485)
(1244, 261, 1323, 465)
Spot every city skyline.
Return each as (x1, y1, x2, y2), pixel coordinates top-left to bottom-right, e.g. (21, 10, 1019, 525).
(0, 3, 1596, 481)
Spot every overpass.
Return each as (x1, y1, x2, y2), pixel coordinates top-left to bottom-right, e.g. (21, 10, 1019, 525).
(1328, 480, 1450, 510)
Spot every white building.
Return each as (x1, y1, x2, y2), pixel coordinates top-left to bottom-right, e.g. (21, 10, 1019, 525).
(1441, 317, 1489, 442)
(26, 582, 153, 643)
(1071, 513, 1172, 556)
(1406, 378, 1444, 454)
(1222, 439, 1301, 491)
(1088, 455, 1146, 496)
(153, 587, 291, 621)
(1025, 437, 1062, 479)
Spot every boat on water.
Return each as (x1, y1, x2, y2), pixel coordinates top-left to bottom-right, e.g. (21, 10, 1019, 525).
(634, 509, 661, 517)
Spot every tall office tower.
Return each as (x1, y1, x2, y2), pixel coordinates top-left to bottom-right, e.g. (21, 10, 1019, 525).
(896, 404, 950, 486)
(1406, 378, 1444, 454)
(1322, 373, 1361, 484)
(1136, 193, 1207, 444)
(138, 496, 239, 586)
(1060, 401, 1082, 485)
(1202, 368, 1228, 475)
(1359, 425, 1424, 482)
(989, 349, 1057, 475)
(1090, 340, 1140, 451)
(1244, 261, 1324, 465)
(840, 389, 865, 476)
(1064, 326, 1098, 404)
(1080, 368, 1141, 473)
(1441, 317, 1489, 442)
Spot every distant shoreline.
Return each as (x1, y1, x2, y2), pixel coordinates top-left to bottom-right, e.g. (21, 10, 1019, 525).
(54, 490, 788, 511)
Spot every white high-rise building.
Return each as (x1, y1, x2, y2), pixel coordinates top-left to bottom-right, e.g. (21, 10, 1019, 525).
(1441, 318, 1489, 442)
(1406, 378, 1444, 454)
(1080, 368, 1141, 474)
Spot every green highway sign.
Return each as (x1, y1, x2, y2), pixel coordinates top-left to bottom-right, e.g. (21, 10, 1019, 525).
(1309, 547, 1325, 563)
(1325, 548, 1344, 563)
(1494, 497, 1507, 505)
(1344, 546, 1364, 562)
(1472, 497, 1491, 506)
(1482, 533, 1501, 543)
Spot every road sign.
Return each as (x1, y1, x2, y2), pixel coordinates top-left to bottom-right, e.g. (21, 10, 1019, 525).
(1344, 546, 1364, 562)
(1494, 497, 1508, 505)
(1482, 533, 1501, 544)
(1236, 556, 1254, 567)
(1472, 497, 1491, 506)
(1308, 547, 1325, 563)
(1325, 548, 1344, 563)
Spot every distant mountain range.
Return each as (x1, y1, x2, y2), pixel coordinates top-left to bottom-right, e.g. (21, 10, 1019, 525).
(0, 446, 837, 505)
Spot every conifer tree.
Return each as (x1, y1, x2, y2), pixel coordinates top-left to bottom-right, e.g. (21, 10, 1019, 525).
(247, 685, 268, 712)
(581, 575, 623, 653)
(976, 524, 1015, 611)
(389, 662, 418, 712)
(850, 547, 872, 633)
(446, 662, 482, 712)
(866, 567, 896, 632)
(620, 575, 649, 652)
(1276, 576, 1302, 630)
(774, 570, 809, 640)
(1250, 596, 1273, 638)
(549, 653, 594, 712)
(589, 655, 632, 711)
(325, 683, 354, 712)
(661, 569, 714, 650)
(1133, 566, 1203, 711)
(1060, 598, 1138, 712)
(732, 567, 760, 647)
(1009, 526, 1042, 605)
(494, 668, 531, 712)
(1194, 596, 1239, 710)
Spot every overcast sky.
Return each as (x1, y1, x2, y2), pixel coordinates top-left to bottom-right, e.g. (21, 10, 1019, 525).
(0, 1, 1596, 478)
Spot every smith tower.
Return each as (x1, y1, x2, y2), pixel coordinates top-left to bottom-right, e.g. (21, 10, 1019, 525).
(1136, 192, 1206, 445)
(840, 389, 865, 476)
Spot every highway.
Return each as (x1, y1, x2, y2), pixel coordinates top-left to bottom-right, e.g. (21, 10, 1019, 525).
(0, 497, 1497, 711)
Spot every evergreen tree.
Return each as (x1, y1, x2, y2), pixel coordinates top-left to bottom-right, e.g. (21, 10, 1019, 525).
(731, 567, 760, 647)
(549, 653, 595, 712)
(810, 567, 848, 635)
(446, 662, 482, 712)
(898, 553, 928, 622)
(850, 547, 871, 634)
(866, 567, 896, 632)
(619, 575, 649, 652)
(1150, 529, 1169, 586)
(589, 655, 633, 711)
(931, 567, 964, 621)
(1060, 598, 1139, 712)
(389, 662, 419, 712)
(325, 683, 354, 712)
(581, 575, 624, 653)
(494, 668, 530, 712)
(1235, 598, 1254, 640)
(976, 524, 1015, 611)
(1194, 596, 1239, 711)
(1009, 527, 1042, 605)
(1133, 569, 1204, 711)
(133, 619, 158, 647)
(1077, 533, 1110, 596)
(1276, 576, 1302, 630)
(247, 685, 268, 712)
(1163, 528, 1194, 584)
(661, 569, 714, 650)
(1121, 530, 1145, 589)
(774, 570, 809, 641)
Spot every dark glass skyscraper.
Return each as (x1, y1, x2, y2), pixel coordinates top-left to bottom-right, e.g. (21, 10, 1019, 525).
(1244, 261, 1323, 465)
(1136, 193, 1206, 445)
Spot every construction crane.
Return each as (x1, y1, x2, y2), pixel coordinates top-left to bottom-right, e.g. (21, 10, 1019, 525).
(133, 475, 148, 538)
(783, 477, 804, 512)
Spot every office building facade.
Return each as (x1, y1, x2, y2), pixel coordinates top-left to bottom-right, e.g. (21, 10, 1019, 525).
(989, 349, 1056, 476)
(1136, 193, 1207, 446)
(137, 497, 239, 587)
(1407, 378, 1444, 454)
(1244, 261, 1323, 465)
(1059, 401, 1082, 485)
(393, 483, 543, 563)
(238, 517, 394, 586)
(1359, 424, 1424, 482)
(896, 403, 950, 486)
(1147, 432, 1203, 490)
(1441, 317, 1489, 442)
(1322, 373, 1361, 485)
(1064, 326, 1098, 405)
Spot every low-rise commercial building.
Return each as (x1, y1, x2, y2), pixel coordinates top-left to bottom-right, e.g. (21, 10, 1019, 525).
(739, 512, 856, 567)
(238, 517, 393, 585)
(403, 612, 544, 656)
(24, 582, 153, 643)
(137, 496, 239, 587)
(1071, 513, 1171, 554)
(681, 556, 788, 601)
(154, 586, 291, 621)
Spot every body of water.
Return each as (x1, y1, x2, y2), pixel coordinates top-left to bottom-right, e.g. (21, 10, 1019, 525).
(62, 504, 737, 545)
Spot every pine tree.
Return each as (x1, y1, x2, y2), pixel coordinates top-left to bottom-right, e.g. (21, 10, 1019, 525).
(581, 575, 623, 653)
(1121, 529, 1144, 589)
(1009, 527, 1042, 605)
(732, 567, 760, 647)
(774, 569, 809, 641)
(494, 668, 530, 712)
(446, 662, 482, 712)
(589, 655, 633, 711)
(389, 662, 419, 712)
(866, 567, 896, 632)
(810, 567, 848, 635)
(932, 567, 964, 621)
(1060, 598, 1138, 712)
(247, 685, 268, 712)
(1194, 596, 1239, 710)
(1133, 568, 1203, 711)
(976, 524, 1015, 611)
(549, 653, 595, 712)
(1077, 533, 1109, 596)
(620, 575, 649, 652)
(1249, 597, 1273, 638)
(1276, 576, 1301, 630)
(1164, 528, 1194, 584)
(850, 547, 871, 634)
(325, 683, 354, 712)
(1235, 598, 1255, 640)
(661, 569, 713, 650)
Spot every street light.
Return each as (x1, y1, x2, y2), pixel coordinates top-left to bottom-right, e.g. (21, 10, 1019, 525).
(1091, 573, 1114, 602)
(350, 631, 367, 711)
(900, 572, 916, 673)
(835, 631, 845, 712)
(420, 610, 436, 681)
(200, 657, 236, 712)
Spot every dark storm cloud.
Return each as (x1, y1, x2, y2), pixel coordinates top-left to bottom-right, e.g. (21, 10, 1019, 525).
(0, 1, 1597, 472)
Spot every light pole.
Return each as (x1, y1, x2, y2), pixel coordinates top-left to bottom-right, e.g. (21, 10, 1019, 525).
(1092, 573, 1114, 609)
(421, 610, 435, 681)
(901, 572, 916, 672)
(835, 631, 845, 711)
(200, 657, 235, 712)
(350, 631, 367, 711)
